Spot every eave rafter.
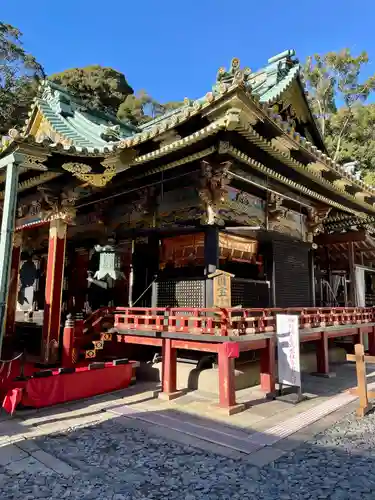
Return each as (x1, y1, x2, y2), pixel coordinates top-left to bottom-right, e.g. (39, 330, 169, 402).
(211, 103, 375, 213)
(219, 141, 364, 217)
(2, 60, 375, 220)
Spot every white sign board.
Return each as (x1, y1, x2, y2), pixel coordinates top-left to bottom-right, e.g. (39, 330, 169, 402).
(276, 314, 301, 388)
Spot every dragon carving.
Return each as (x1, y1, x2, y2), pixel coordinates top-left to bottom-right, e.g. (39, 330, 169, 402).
(38, 186, 78, 223)
(306, 206, 332, 236)
(198, 160, 232, 225)
(267, 193, 288, 222)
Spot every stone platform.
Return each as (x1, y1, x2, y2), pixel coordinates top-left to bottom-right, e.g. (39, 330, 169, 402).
(1, 360, 373, 459)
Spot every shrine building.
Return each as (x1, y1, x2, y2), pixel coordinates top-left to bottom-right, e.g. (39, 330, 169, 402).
(0, 49, 375, 414)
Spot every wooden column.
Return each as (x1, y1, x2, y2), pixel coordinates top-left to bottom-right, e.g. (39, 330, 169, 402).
(348, 242, 357, 306)
(217, 342, 244, 415)
(128, 239, 135, 306)
(260, 337, 276, 394)
(62, 314, 75, 368)
(204, 226, 219, 307)
(314, 332, 335, 377)
(353, 328, 363, 350)
(368, 326, 375, 355)
(160, 338, 180, 400)
(5, 231, 23, 337)
(0, 160, 19, 358)
(41, 219, 67, 364)
(309, 249, 316, 307)
(73, 248, 89, 312)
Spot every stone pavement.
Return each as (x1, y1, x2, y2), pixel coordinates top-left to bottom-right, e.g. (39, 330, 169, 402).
(0, 360, 373, 499)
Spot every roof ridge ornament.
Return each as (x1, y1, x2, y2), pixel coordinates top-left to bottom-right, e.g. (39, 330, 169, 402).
(215, 58, 252, 89)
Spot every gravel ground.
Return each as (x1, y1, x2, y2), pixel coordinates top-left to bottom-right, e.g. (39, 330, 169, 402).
(2, 410, 375, 500)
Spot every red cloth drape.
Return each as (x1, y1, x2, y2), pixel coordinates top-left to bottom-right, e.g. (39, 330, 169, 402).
(2, 364, 133, 413)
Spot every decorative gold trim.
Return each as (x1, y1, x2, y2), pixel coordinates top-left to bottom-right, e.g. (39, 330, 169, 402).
(13, 232, 23, 248)
(132, 120, 225, 166)
(49, 219, 68, 239)
(235, 123, 375, 213)
(62, 162, 116, 187)
(223, 143, 364, 217)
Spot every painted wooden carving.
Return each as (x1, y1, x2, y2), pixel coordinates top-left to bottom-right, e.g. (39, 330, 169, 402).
(198, 160, 232, 225)
(160, 232, 258, 269)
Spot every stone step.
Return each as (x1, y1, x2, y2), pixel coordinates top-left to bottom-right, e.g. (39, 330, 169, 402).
(109, 404, 259, 454)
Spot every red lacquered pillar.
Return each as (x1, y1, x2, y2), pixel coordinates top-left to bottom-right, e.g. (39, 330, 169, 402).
(368, 326, 375, 355)
(217, 342, 243, 414)
(161, 338, 178, 398)
(316, 332, 330, 375)
(352, 328, 363, 348)
(62, 314, 75, 367)
(5, 231, 23, 337)
(260, 337, 276, 394)
(41, 219, 67, 364)
(218, 345, 236, 408)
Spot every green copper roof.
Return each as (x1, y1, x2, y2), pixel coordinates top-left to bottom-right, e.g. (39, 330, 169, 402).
(24, 80, 138, 154)
(19, 50, 312, 155)
(142, 50, 305, 129)
(211, 50, 303, 103)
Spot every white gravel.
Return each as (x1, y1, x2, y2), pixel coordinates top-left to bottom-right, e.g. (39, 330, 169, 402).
(2, 410, 375, 499)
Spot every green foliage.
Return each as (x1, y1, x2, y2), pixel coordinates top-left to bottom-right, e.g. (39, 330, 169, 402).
(325, 105, 375, 172)
(363, 171, 375, 186)
(117, 89, 183, 124)
(0, 22, 45, 135)
(49, 66, 134, 116)
(304, 49, 375, 163)
(304, 49, 375, 142)
(0, 22, 183, 133)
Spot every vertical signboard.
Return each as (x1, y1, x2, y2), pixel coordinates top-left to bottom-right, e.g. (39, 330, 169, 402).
(276, 314, 301, 388)
(208, 270, 234, 308)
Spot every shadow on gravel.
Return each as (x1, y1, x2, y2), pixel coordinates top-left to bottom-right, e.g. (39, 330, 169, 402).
(2, 363, 375, 499)
(1, 403, 375, 500)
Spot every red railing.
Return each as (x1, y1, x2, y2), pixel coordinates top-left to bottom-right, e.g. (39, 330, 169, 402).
(114, 306, 375, 337)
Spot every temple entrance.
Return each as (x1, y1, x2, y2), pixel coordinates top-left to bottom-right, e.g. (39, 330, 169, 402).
(131, 238, 159, 307)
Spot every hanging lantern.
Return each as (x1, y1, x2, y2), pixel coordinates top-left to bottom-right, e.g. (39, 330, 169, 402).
(93, 238, 125, 281)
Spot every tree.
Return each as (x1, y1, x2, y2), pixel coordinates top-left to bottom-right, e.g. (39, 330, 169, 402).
(325, 104, 375, 172)
(0, 22, 182, 133)
(0, 22, 45, 135)
(304, 49, 375, 160)
(49, 65, 134, 117)
(117, 90, 183, 124)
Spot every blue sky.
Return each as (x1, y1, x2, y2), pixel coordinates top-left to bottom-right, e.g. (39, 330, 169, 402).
(3, 0, 375, 104)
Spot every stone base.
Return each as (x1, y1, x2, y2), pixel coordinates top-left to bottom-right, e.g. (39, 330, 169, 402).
(356, 403, 373, 418)
(136, 347, 347, 395)
(275, 392, 308, 405)
(158, 390, 184, 401)
(311, 371, 336, 379)
(212, 403, 246, 416)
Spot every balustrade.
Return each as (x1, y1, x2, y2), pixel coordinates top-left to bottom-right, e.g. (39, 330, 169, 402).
(114, 306, 375, 337)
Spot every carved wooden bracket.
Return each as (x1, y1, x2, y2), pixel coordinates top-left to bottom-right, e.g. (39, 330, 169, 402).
(198, 160, 232, 225)
(267, 193, 288, 222)
(306, 205, 332, 235)
(133, 187, 158, 224)
(37, 186, 78, 223)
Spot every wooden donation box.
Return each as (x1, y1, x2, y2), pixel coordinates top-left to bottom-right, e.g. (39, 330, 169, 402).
(208, 270, 235, 308)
